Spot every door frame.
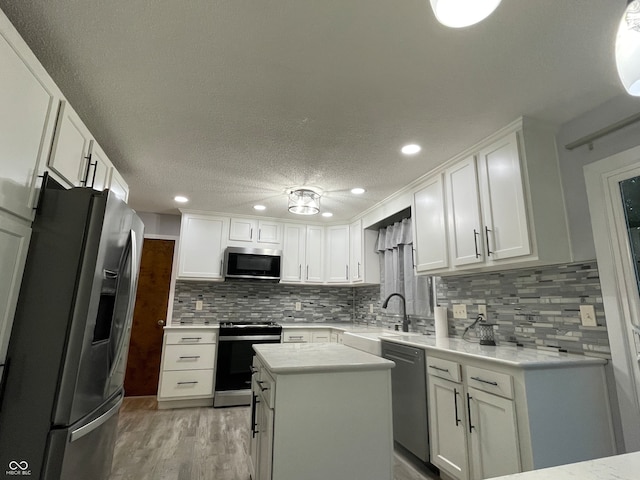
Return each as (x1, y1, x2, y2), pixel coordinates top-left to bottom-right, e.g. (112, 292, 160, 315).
(142, 234, 179, 326)
(585, 144, 640, 452)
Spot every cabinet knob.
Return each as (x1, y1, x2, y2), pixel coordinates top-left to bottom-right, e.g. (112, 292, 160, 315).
(158, 319, 165, 326)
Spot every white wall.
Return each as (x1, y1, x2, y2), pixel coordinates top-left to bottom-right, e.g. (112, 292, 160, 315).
(137, 211, 181, 237)
(556, 94, 640, 261)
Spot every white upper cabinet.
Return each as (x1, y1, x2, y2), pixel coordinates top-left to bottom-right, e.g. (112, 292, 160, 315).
(86, 141, 112, 192)
(413, 118, 571, 275)
(108, 167, 129, 202)
(326, 225, 350, 283)
(477, 132, 530, 262)
(177, 213, 229, 280)
(446, 156, 484, 267)
(0, 12, 59, 221)
(349, 220, 363, 282)
(47, 101, 93, 187)
(349, 219, 380, 284)
(305, 225, 324, 283)
(228, 218, 282, 248)
(413, 173, 448, 273)
(281, 223, 306, 282)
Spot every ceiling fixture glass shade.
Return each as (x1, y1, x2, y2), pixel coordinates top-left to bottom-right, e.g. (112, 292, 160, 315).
(616, 0, 640, 96)
(430, 0, 502, 28)
(288, 189, 320, 215)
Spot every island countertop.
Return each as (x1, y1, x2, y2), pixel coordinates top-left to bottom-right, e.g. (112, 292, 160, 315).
(253, 343, 395, 374)
(491, 452, 640, 480)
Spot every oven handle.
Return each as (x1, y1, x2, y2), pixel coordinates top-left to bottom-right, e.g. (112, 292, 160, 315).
(219, 335, 282, 342)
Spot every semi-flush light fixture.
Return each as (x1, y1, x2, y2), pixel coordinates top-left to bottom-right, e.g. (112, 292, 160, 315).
(430, 0, 502, 28)
(616, 0, 640, 96)
(288, 189, 320, 215)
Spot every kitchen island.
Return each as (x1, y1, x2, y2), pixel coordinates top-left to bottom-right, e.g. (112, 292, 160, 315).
(250, 343, 395, 480)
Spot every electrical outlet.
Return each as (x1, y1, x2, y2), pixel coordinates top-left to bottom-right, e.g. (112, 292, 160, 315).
(195, 300, 203, 311)
(478, 304, 487, 320)
(295, 302, 302, 311)
(580, 305, 597, 327)
(453, 304, 467, 319)
(369, 304, 374, 314)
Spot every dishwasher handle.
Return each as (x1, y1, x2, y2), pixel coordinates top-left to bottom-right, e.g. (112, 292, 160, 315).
(382, 349, 422, 365)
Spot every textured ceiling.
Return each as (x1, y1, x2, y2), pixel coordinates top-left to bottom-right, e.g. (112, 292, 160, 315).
(0, 0, 627, 221)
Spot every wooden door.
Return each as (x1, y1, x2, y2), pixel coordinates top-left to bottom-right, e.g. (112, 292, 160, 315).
(124, 238, 174, 396)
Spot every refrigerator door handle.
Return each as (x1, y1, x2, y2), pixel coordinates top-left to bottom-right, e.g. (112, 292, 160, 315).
(69, 393, 123, 442)
(109, 229, 139, 377)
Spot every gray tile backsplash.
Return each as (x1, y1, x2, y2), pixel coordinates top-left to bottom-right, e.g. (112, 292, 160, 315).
(172, 261, 611, 358)
(436, 261, 611, 359)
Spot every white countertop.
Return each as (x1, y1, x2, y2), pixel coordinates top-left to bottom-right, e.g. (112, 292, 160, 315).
(382, 335, 606, 369)
(253, 343, 395, 374)
(492, 452, 640, 480)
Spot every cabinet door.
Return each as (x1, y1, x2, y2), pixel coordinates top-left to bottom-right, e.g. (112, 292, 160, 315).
(178, 214, 229, 279)
(349, 220, 363, 282)
(229, 218, 256, 242)
(47, 101, 92, 187)
(0, 24, 58, 220)
(326, 225, 349, 283)
(305, 225, 324, 282)
(0, 213, 31, 362)
(257, 221, 282, 245)
(108, 168, 129, 202)
(257, 401, 274, 480)
(429, 376, 468, 480)
(413, 174, 448, 272)
(282, 224, 305, 282)
(86, 141, 112, 191)
(467, 387, 520, 480)
(477, 132, 531, 261)
(446, 156, 484, 267)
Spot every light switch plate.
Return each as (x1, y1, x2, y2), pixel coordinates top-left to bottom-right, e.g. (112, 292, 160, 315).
(369, 304, 374, 314)
(453, 304, 467, 319)
(580, 305, 597, 327)
(195, 300, 203, 311)
(295, 302, 302, 311)
(478, 304, 487, 319)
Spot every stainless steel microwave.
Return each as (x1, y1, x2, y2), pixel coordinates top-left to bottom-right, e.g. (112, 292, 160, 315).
(223, 247, 282, 280)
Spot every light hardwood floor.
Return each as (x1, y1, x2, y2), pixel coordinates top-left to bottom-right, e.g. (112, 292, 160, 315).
(110, 396, 439, 480)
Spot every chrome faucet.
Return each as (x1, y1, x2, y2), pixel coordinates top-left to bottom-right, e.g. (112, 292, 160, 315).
(382, 293, 409, 332)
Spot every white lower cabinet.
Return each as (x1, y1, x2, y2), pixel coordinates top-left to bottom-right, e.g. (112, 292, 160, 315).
(427, 352, 614, 480)
(157, 329, 217, 408)
(282, 328, 340, 344)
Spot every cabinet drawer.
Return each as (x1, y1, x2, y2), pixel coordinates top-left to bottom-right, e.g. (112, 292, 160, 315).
(465, 365, 513, 399)
(254, 369, 276, 409)
(427, 356, 461, 382)
(282, 330, 310, 343)
(165, 330, 217, 345)
(311, 330, 331, 343)
(163, 344, 216, 371)
(159, 369, 214, 398)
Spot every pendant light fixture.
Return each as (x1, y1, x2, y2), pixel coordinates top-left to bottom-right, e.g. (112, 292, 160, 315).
(430, 0, 502, 28)
(288, 189, 320, 215)
(616, 0, 640, 96)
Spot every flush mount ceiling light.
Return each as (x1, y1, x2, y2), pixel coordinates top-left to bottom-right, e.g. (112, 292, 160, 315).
(616, 0, 640, 96)
(288, 189, 320, 215)
(430, 0, 502, 28)
(401, 144, 422, 155)
(174, 195, 189, 203)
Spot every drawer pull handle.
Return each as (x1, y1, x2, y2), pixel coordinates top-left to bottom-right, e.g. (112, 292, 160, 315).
(179, 356, 201, 360)
(470, 376, 498, 386)
(429, 365, 450, 373)
(257, 380, 270, 392)
(177, 381, 199, 385)
(180, 337, 202, 341)
(250, 365, 258, 374)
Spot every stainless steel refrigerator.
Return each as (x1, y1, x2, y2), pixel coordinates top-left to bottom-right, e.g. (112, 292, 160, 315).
(0, 175, 144, 479)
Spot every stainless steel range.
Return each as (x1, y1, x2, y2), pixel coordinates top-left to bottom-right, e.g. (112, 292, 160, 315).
(214, 321, 282, 407)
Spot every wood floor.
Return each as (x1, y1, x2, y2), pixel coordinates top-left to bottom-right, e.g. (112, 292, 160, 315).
(110, 396, 439, 480)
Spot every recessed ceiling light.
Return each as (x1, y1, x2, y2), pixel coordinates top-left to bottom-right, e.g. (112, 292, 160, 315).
(430, 0, 502, 28)
(174, 195, 189, 203)
(322, 212, 333, 217)
(351, 188, 366, 195)
(253, 205, 266, 211)
(401, 144, 421, 155)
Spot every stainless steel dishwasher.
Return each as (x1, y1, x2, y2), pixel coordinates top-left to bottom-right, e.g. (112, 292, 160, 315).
(381, 340, 429, 462)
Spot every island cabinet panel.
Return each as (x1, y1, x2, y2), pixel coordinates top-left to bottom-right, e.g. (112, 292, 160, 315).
(426, 347, 615, 480)
(250, 345, 394, 480)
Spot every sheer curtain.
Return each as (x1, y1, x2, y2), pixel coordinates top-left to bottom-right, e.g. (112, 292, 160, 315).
(376, 218, 431, 316)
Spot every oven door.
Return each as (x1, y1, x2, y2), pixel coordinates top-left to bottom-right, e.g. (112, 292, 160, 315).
(214, 335, 281, 407)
